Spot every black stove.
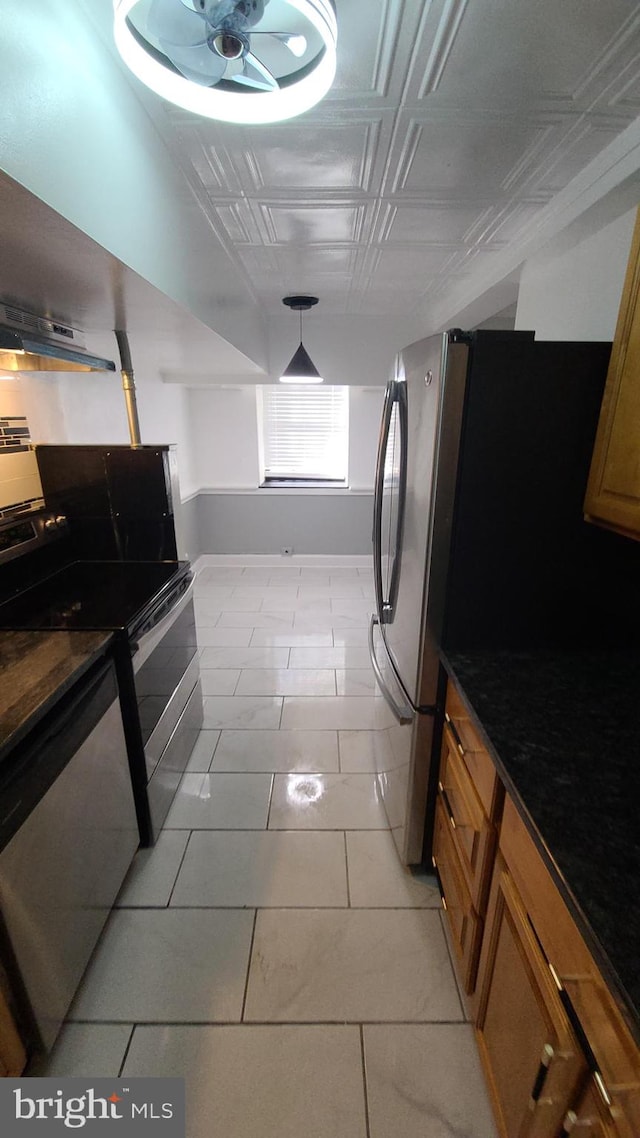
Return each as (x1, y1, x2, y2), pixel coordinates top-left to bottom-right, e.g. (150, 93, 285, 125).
(0, 507, 202, 847)
(0, 559, 190, 634)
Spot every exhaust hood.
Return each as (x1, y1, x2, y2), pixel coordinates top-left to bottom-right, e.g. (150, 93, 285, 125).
(0, 304, 115, 373)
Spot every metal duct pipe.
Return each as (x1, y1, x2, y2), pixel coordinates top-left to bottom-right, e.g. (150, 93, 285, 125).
(115, 329, 142, 448)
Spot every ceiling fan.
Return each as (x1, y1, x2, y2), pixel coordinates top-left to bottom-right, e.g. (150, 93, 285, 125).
(113, 0, 338, 124)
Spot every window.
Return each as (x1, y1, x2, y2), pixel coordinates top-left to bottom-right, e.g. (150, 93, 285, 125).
(258, 386, 349, 485)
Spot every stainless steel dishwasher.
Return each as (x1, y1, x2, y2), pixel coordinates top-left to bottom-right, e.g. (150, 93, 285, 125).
(0, 658, 139, 1052)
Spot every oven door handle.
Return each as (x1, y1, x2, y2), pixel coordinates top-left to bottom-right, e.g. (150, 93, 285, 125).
(131, 580, 194, 673)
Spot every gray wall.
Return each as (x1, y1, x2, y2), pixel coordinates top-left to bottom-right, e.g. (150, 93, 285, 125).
(192, 492, 374, 555)
(180, 495, 203, 563)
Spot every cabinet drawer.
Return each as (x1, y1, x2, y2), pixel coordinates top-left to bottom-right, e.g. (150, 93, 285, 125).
(440, 723, 496, 913)
(445, 685, 500, 820)
(500, 796, 640, 1129)
(433, 796, 483, 995)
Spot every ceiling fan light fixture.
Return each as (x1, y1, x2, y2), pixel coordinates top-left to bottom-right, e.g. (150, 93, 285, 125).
(112, 0, 337, 125)
(279, 295, 323, 384)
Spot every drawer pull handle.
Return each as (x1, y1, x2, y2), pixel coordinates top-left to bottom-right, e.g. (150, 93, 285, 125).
(547, 963, 613, 1109)
(559, 1111, 577, 1136)
(438, 781, 458, 830)
(444, 712, 465, 757)
(431, 856, 448, 911)
(529, 1043, 555, 1108)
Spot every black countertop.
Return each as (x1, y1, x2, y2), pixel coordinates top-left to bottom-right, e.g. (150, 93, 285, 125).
(440, 648, 640, 1042)
(0, 629, 114, 761)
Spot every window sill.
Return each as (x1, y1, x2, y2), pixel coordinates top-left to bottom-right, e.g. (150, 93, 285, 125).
(260, 480, 349, 489)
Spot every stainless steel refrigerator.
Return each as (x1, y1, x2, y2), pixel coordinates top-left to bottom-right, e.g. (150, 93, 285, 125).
(369, 328, 640, 866)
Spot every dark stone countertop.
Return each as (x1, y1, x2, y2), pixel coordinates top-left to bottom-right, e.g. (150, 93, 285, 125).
(0, 629, 114, 761)
(440, 648, 640, 1042)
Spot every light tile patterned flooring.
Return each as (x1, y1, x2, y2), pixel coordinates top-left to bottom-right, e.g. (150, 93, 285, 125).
(42, 556, 497, 1138)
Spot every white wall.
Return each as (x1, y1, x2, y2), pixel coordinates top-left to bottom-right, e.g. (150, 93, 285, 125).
(1, 344, 198, 502)
(190, 388, 260, 490)
(349, 388, 385, 490)
(187, 385, 383, 492)
(515, 209, 637, 340)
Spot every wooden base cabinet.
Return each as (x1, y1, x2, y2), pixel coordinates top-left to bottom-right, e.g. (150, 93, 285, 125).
(0, 987, 26, 1077)
(475, 856, 587, 1138)
(438, 675, 640, 1138)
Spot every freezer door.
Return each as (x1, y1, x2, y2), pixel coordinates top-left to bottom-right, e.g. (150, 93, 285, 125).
(373, 374, 407, 626)
(381, 334, 446, 706)
(368, 615, 435, 865)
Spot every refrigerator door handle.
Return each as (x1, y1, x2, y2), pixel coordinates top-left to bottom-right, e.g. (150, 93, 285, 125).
(368, 613, 413, 724)
(373, 382, 395, 621)
(387, 380, 408, 621)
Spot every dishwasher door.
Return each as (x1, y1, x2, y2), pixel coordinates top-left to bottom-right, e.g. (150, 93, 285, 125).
(0, 660, 139, 1052)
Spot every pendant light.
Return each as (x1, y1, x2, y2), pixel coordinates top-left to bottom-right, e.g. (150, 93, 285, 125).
(112, 0, 337, 126)
(279, 296, 323, 384)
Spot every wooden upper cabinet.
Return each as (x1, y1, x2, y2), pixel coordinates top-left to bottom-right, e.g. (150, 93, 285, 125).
(584, 207, 640, 539)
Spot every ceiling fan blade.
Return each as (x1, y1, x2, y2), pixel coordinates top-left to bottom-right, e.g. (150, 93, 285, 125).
(147, 0, 208, 46)
(251, 32, 307, 58)
(160, 40, 227, 85)
(232, 51, 278, 91)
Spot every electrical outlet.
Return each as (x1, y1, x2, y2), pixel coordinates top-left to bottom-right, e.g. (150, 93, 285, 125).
(281, 546, 294, 556)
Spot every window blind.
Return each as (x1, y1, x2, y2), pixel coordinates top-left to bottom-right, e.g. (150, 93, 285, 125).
(260, 386, 349, 481)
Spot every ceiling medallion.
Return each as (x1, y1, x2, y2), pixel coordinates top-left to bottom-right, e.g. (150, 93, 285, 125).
(113, 0, 337, 124)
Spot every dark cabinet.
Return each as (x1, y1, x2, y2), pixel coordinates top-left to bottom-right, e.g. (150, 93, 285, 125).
(35, 445, 180, 561)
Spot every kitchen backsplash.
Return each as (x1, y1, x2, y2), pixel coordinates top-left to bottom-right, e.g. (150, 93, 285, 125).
(0, 388, 44, 519)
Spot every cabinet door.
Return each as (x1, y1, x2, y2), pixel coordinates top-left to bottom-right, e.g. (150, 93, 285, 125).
(475, 861, 587, 1138)
(584, 208, 640, 539)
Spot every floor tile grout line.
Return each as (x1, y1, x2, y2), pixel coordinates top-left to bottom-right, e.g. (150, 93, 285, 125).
(166, 830, 195, 908)
(207, 731, 223, 773)
(265, 773, 276, 830)
(359, 1024, 372, 1138)
(117, 903, 442, 911)
(164, 825, 389, 833)
(71, 1017, 469, 1028)
(240, 909, 259, 1023)
(343, 831, 351, 908)
(117, 1024, 137, 1078)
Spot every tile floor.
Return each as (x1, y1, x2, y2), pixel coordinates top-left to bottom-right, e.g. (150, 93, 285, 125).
(41, 556, 497, 1138)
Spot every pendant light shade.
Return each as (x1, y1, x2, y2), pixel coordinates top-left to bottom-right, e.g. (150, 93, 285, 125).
(280, 296, 323, 384)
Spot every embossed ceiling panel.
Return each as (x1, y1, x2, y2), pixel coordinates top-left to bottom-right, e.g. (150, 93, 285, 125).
(388, 116, 547, 197)
(535, 124, 631, 195)
(260, 203, 369, 245)
(381, 203, 487, 245)
(418, 0, 639, 107)
(120, 0, 640, 336)
(196, 116, 391, 195)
